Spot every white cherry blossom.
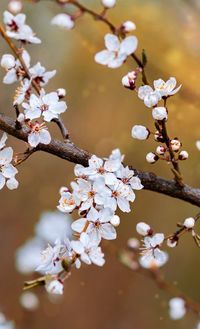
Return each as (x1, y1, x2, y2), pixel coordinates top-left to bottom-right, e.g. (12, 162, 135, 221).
(1, 50, 30, 84)
(71, 232, 105, 266)
(22, 91, 67, 121)
(104, 180, 135, 212)
(28, 122, 51, 147)
(29, 62, 56, 87)
(154, 77, 181, 97)
(72, 206, 117, 244)
(3, 11, 41, 44)
(138, 85, 161, 108)
(140, 233, 168, 268)
(36, 239, 66, 275)
(95, 33, 138, 68)
(58, 189, 78, 213)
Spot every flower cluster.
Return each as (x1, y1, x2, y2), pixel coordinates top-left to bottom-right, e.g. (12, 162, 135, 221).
(34, 149, 143, 294)
(0, 133, 18, 190)
(129, 77, 189, 167)
(0, 11, 67, 148)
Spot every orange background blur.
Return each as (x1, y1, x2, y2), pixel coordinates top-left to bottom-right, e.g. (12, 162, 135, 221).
(1, 0, 200, 328)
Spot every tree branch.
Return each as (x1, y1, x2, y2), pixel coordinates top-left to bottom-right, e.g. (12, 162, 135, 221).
(1, 113, 200, 207)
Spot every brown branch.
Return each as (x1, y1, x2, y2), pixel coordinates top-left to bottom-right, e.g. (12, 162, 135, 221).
(1, 112, 200, 207)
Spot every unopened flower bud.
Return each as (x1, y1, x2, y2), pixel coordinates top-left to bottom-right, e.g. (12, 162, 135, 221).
(131, 125, 149, 140)
(183, 217, 195, 229)
(122, 21, 136, 32)
(101, 0, 116, 8)
(154, 131, 164, 143)
(167, 237, 178, 248)
(127, 237, 140, 249)
(178, 150, 189, 160)
(57, 88, 66, 99)
(110, 215, 120, 227)
(51, 14, 75, 30)
(8, 0, 22, 14)
(156, 145, 166, 155)
(136, 222, 151, 236)
(152, 107, 168, 121)
(45, 280, 63, 295)
(1, 54, 15, 70)
(122, 71, 137, 90)
(146, 152, 159, 164)
(170, 138, 181, 152)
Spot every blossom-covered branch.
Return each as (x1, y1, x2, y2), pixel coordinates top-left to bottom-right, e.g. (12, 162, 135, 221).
(1, 113, 200, 206)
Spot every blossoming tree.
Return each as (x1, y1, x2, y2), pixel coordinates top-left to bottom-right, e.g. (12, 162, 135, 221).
(1, 0, 200, 328)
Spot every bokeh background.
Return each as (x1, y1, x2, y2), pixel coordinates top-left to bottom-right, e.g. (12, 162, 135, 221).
(1, 0, 200, 328)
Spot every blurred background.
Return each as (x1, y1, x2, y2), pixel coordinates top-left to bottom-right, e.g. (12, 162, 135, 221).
(1, 0, 200, 328)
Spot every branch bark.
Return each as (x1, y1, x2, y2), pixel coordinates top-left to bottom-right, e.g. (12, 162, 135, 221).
(1, 113, 200, 207)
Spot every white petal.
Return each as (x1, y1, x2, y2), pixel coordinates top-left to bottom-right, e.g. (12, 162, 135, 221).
(120, 36, 138, 55)
(105, 34, 120, 51)
(39, 129, 51, 145)
(71, 218, 87, 233)
(100, 223, 117, 240)
(94, 50, 115, 65)
(6, 177, 19, 190)
(0, 173, 6, 189)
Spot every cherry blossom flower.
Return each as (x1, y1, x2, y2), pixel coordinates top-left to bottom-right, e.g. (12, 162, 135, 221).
(71, 177, 111, 211)
(3, 11, 41, 44)
(22, 91, 67, 121)
(138, 85, 161, 108)
(28, 122, 51, 147)
(51, 14, 75, 30)
(116, 165, 143, 190)
(154, 77, 181, 97)
(169, 297, 186, 320)
(71, 207, 117, 244)
(104, 180, 135, 212)
(139, 233, 168, 268)
(29, 62, 56, 87)
(36, 239, 66, 275)
(58, 189, 78, 213)
(95, 33, 138, 68)
(81, 155, 118, 185)
(71, 232, 105, 266)
(1, 50, 30, 84)
(0, 145, 18, 190)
